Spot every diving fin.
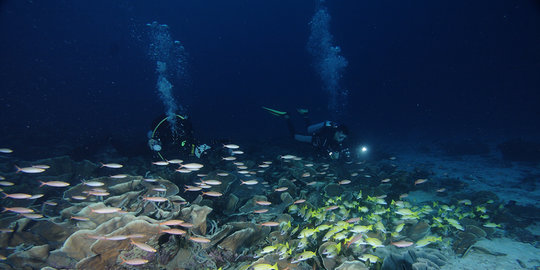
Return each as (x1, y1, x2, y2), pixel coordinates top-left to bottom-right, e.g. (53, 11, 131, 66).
(262, 106, 288, 117)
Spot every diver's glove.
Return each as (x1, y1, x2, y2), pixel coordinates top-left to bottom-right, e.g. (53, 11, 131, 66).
(148, 139, 162, 151)
(195, 144, 211, 158)
(325, 121, 338, 128)
(329, 151, 340, 160)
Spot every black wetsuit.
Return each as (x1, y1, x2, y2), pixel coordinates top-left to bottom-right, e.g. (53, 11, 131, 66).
(150, 114, 197, 158)
(287, 118, 352, 163)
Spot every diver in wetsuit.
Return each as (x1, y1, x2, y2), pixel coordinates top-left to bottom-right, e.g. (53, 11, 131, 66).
(263, 107, 353, 163)
(147, 114, 211, 160)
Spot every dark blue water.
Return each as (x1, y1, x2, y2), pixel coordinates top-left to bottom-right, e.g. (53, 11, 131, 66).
(1, 0, 539, 159)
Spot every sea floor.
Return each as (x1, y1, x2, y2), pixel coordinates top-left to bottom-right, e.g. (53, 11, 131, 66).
(0, 137, 538, 269)
(442, 238, 540, 270)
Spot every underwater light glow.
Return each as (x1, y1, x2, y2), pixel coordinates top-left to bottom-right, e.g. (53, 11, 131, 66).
(357, 145, 369, 158)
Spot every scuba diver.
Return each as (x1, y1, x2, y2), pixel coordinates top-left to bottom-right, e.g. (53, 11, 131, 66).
(147, 114, 212, 161)
(263, 107, 353, 164)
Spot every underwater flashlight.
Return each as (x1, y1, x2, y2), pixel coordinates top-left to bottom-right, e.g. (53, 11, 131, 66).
(357, 145, 369, 159)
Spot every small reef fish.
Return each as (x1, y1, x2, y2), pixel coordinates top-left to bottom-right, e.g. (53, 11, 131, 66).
(251, 263, 278, 270)
(2, 192, 32, 199)
(100, 163, 123, 169)
(106, 235, 131, 241)
(203, 180, 222, 186)
(202, 191, 223, 197)
(120, 258, 149, 265)
(391, 240, 414, 247)
(364, 237, 384, 247)
(39, 181, 70, 187)
(161, 228, 186, 235)
(91, 207, 122, 214)
(180, 163, 204, 170)
(291, 250, 316, 263)
(184, 185, 202, 192)
(445, 218, 464, 231)
(87, 191, 109, 197)
(260, 221, 280, 227)
(293, 199, 306, 204)
(338, 179, 351, 185)
(83, 181, 104, 187)
(159, 220, 184, 226)
(0, 181, 14, 186)
(152, 161, 169, 166)
(345, 235, 363, 248)
(253, 209, 269, 214)
(71, 216, 90, 221)
(346, 217, 361, 223)
(240, 180, 259, 185)
(22, 213, 44, 219)
(0, 148, 13, 153)
(189, 236, 211, 243)
(15, 165, 45, 174)
(394, 223, 405, 233)
(223, 144, 240, 149)
(415, 236, 442, 247)
(168, 159, 183, 164)
(274, 187, 288, 192)
(110, 174, 128, 179)
(359, 254, 380, 263)
(255, 201, 272, 206)
(325, 205, 339, 211)
(322, 242, 342, 256)
(178, 222, 193, 228)
(143, 196, 168, 202)
(415, 178, 428, 185)
(3, 207, 34, 214)
(131, 239, 156, 253)
(483, 222, 501, 228)
(298, 228, 318, 239)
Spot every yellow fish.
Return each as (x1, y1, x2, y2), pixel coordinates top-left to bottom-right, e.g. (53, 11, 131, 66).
(252, 263, 278, 270)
